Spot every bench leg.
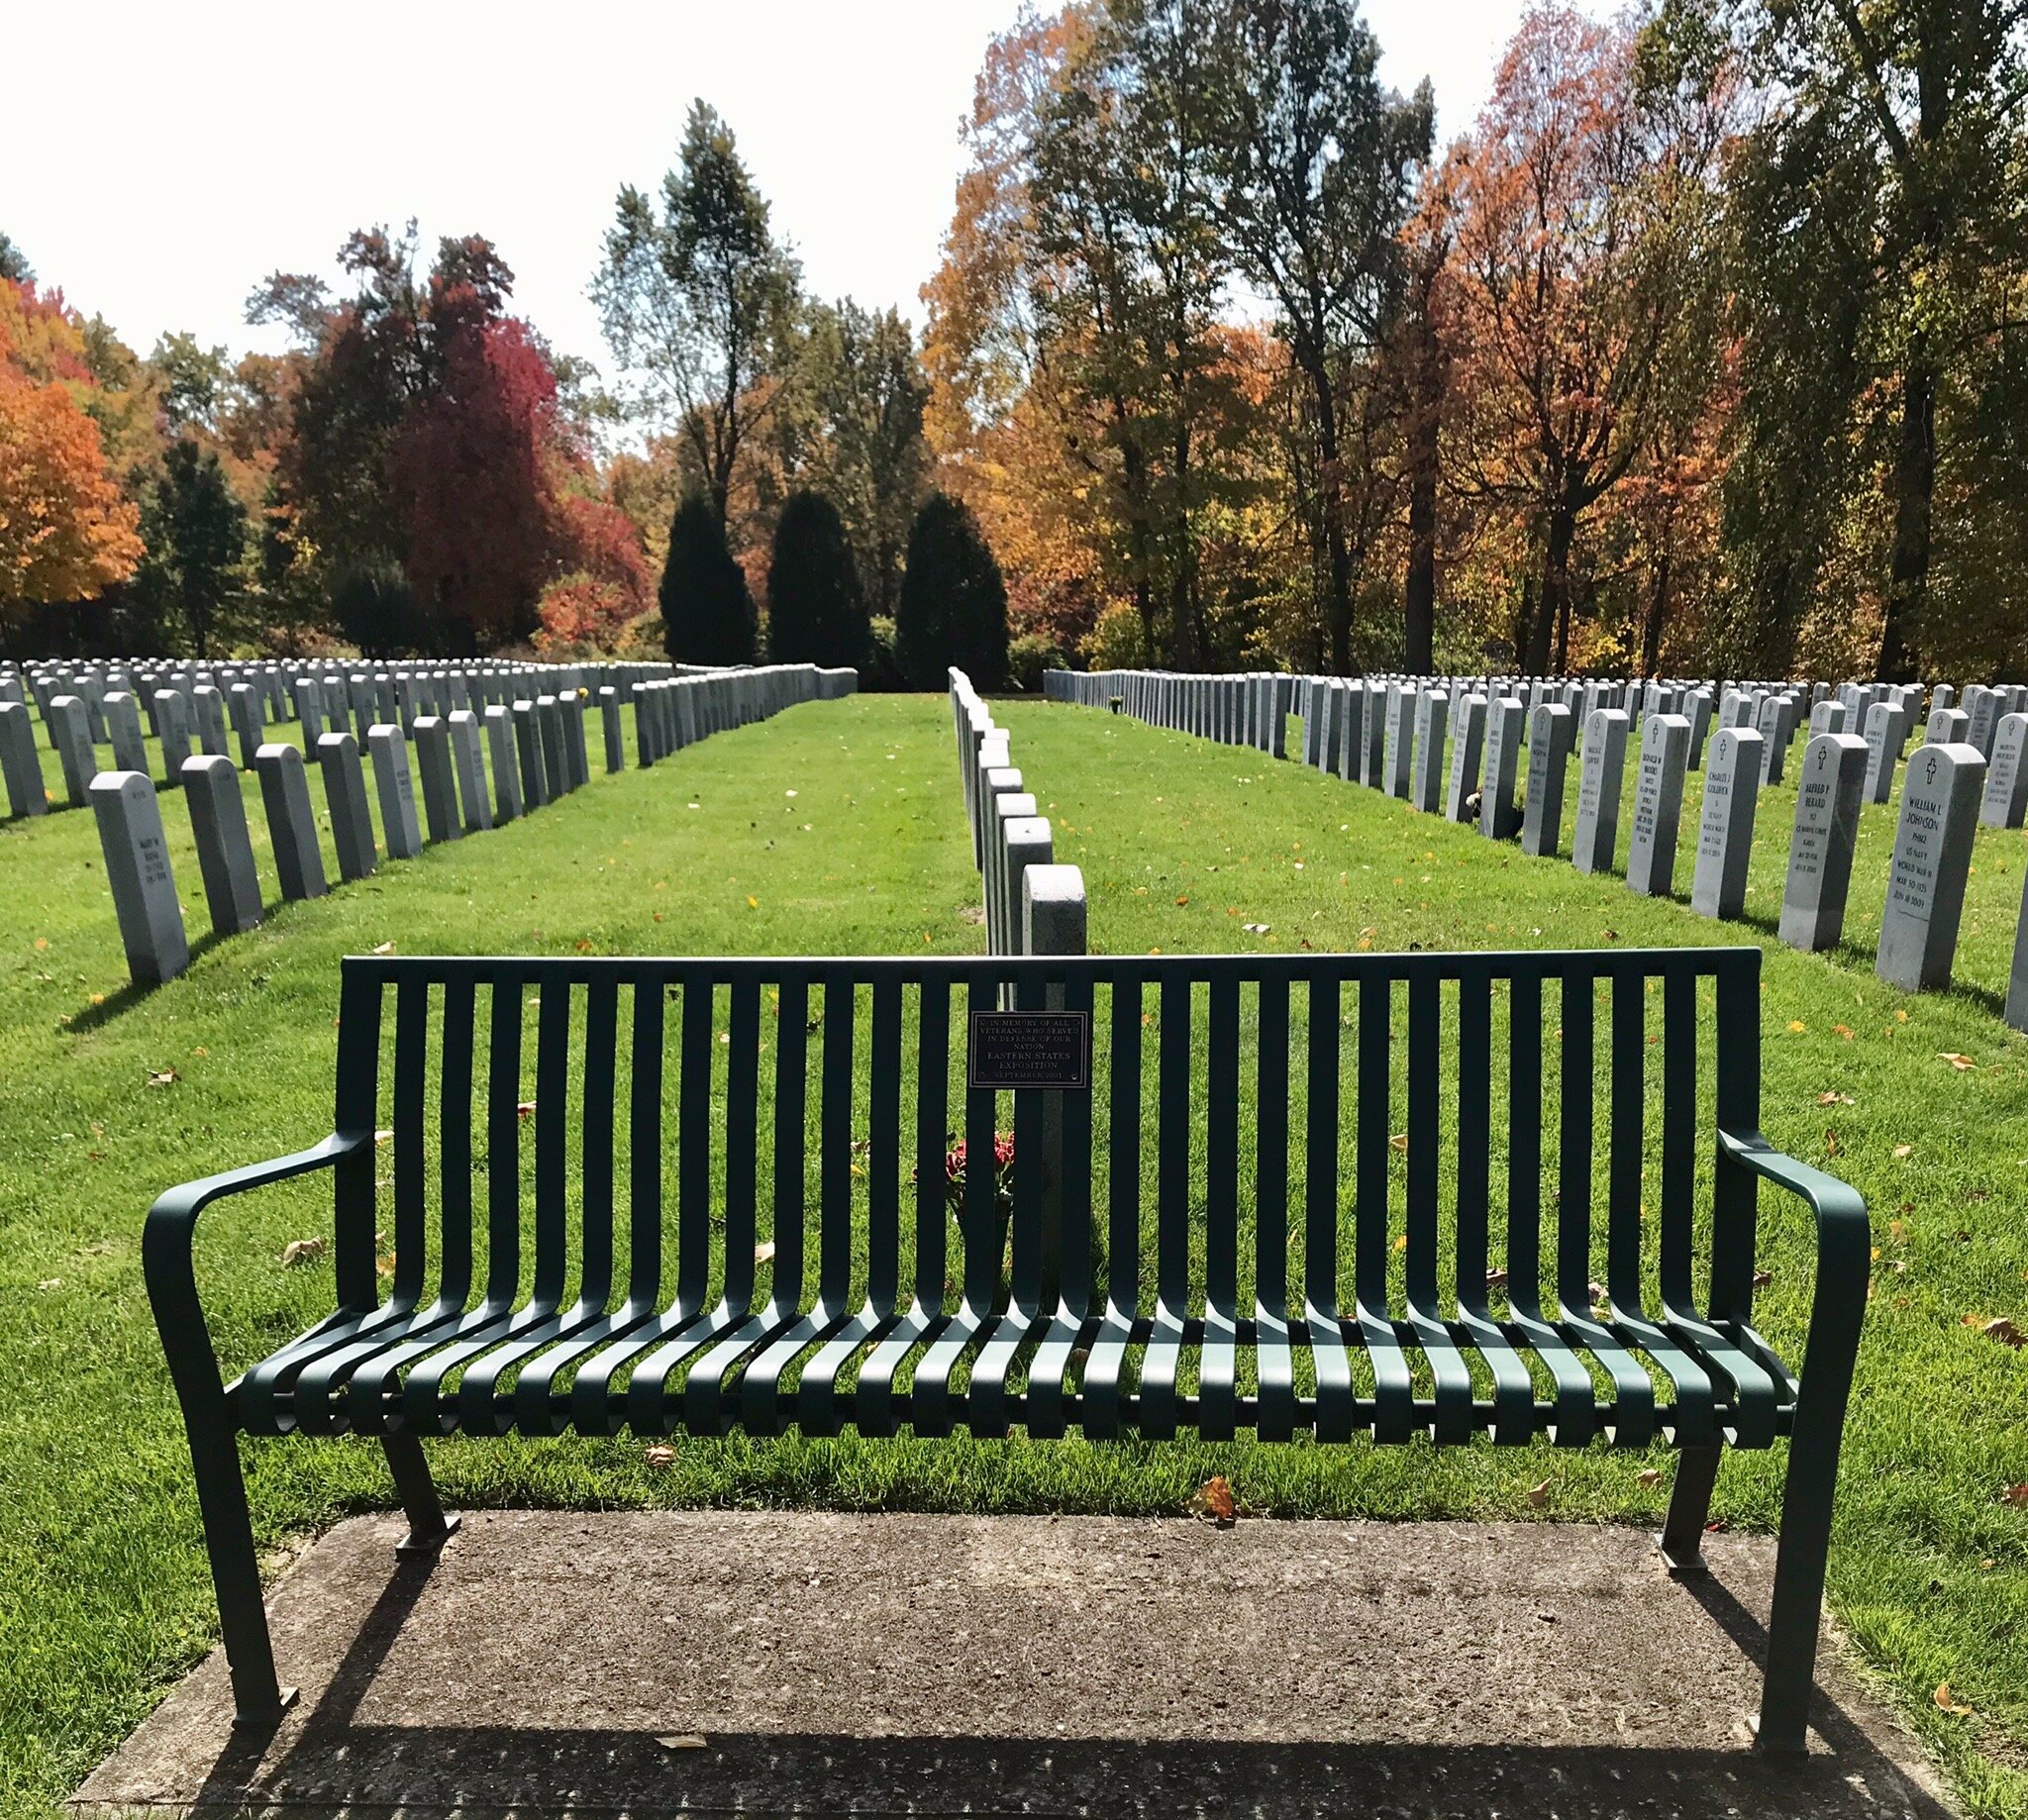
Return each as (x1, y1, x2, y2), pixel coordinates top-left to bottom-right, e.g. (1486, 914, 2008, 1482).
(382, 1431, 459, 1556)
(184, 1403, 297, 1728)
(1656, 1445, 1721, 1574)
(1757, 1405, 1846, 1754)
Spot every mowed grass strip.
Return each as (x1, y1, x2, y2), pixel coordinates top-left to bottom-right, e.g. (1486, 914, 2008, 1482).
(1001, 697, 2028, 1816)
(6, 690, 2027, 1818)
(0, 696, 979, 1820)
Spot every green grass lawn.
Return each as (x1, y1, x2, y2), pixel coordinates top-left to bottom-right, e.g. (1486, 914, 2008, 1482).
(3, 690, 2027, 1816)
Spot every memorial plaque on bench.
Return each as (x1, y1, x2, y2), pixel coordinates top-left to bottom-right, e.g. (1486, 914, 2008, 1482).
(967, 1009, 1091, 1090)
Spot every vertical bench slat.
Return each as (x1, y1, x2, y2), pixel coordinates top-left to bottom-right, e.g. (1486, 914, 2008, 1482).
(627, 977, 665, 1316)
(1559, 971, 1654, 1445)
(679, 976, 767, 1432)
(771, 976, 811, 1319)
(1455, 972, 1534, 1443)
(1607, 967, 1715, 1445)
(1025, 966, 1097, 1439)
(819, 972, 856, 1317)
(1358, 975, 1413, 1442)
(851, 974, 947, 1436)
(529, 978, 571, 1313)
(797, 974, 903, 1434)
(390, 976, 429, 1309)
(578, 977, 618, 1315)
(1405, 973, 1471, 1440)
(1199, 976, 1240, 1440)
(436, 976, 476, 1312)
(1505, 970, 1592, 1442)
(1659, 968, 1697, 1314)
(1680, 959, 1784, 1446)
(485, 976, 526, 1307)
(1253, 974, 1295, 1440)
(974, 970, 1046, 1437)
(1140, 972, 1192, 1439)
(1305, 975, 1355, 1440)
(865, 976, 902, 1321)
(676, 973, 714, 1316)
(915, 971, 999, 1435)
(1082, 974, 1142, 1438)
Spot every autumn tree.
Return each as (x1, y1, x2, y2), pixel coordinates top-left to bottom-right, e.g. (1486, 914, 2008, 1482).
(660, 488, 757, 663)
(0, 234, 30, 284)
(896, 490, 1009, 686)
(1208, 0, 1433, 671)
(254, 226, 574, 653)
(1445, 5, 1733, 674)
(0, 283, 143, 635)
(594, 102, 800, 528)
(767, 488, 867, 665)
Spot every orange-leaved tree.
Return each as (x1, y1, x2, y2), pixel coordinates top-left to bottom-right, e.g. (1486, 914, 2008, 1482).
(0, 285, 143, 629)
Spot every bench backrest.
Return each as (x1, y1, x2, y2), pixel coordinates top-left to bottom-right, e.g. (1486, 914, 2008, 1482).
(329, 949, 1765, 1328)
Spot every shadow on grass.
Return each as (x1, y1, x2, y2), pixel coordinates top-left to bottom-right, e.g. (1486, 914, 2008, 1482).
(61, 930, 239, 1035)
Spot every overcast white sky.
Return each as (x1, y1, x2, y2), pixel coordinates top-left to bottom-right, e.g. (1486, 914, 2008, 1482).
(3, 0, 1538, 368)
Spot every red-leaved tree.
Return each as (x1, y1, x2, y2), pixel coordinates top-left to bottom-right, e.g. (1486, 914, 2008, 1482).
(392, 314, 564, 653)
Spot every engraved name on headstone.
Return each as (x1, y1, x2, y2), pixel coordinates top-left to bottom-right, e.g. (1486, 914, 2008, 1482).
(1877, 742, 1985, 992)
(1625, 713, 1690, 897)
(1571, 707, 1630, 874)
(1777, 732, 1869, 952)
(91, 770, 188, 984)
(1689, 728, 1764, 919)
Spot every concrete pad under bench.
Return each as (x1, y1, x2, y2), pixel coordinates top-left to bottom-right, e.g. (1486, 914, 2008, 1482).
(75, 1509, 1953, 1820)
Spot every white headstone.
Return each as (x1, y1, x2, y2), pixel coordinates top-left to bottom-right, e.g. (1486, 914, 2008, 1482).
(1877, 742, 1985, 992)
(1777, 732, 1868, 952)
(90, 770, 188, 984)
(183, 754, 264, 936)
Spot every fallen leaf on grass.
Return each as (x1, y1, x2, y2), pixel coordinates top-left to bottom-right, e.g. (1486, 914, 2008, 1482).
(1786, 1020, 1806, 1033)
(1525, 1478, 1552, 1508)
(1636, 1468, 1665, 1488)
(1825, 1130, 1841, 1157)
(1752, 1269, 1774, 1287)
(643, 1445, 675, 1469)
(755, 1241, 777, 1265)
(1174, 895, 1189, 907)
(1832, 1024, 1855, 1041)
(1935, 1681, 1975, 1717)
(1485, 1267, 1509, 1288)
(1188, 1475, 1237, 1526)
(1940, 1053, 1977, 1071)
(281, 1238, 327, 1268)
(146, 1068, 177, 1088)
(1981, 1317, 2026, 1350)
(1242, 922, 1270, 935)
(1893, 1144, 1914, 1159)
(516, 1100, 537, 1119)
(1818, 1091, 1855, 1106)
(2003, 1484, 2028, 1507)
(1389, 1133, 1408, 1152)
(371, 941, 394, 955)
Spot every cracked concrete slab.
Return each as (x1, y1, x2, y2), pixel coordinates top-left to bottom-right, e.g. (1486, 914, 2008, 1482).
(73, 1510, 1955, 1818)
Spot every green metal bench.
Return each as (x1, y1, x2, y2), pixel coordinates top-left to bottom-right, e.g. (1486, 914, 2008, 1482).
(148, 947, 1866, 1752)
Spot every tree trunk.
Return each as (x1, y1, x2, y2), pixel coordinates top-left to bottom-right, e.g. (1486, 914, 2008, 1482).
(1513, 574, 1537, 671)
(1311, 374, 1355, 674)
(1642, 537, 1673, 677)
(1529, 503, 1574, 676)
(1403, 320, 1442, 677)
(1877, 330, 1934, 682)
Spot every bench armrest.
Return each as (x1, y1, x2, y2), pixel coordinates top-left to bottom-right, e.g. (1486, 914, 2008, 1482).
(144, 1133, 371, 1408)
(1717, 1127, 1870, 1389)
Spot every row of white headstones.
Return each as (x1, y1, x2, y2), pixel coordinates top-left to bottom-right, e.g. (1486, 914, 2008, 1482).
(951, 669, 1086, 961)
(1048, 667, 2028, 1027)
(17, 661, 855, 990)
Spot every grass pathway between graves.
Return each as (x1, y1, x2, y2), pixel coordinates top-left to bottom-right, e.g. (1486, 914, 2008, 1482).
(0, 691, 2024, 1816)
